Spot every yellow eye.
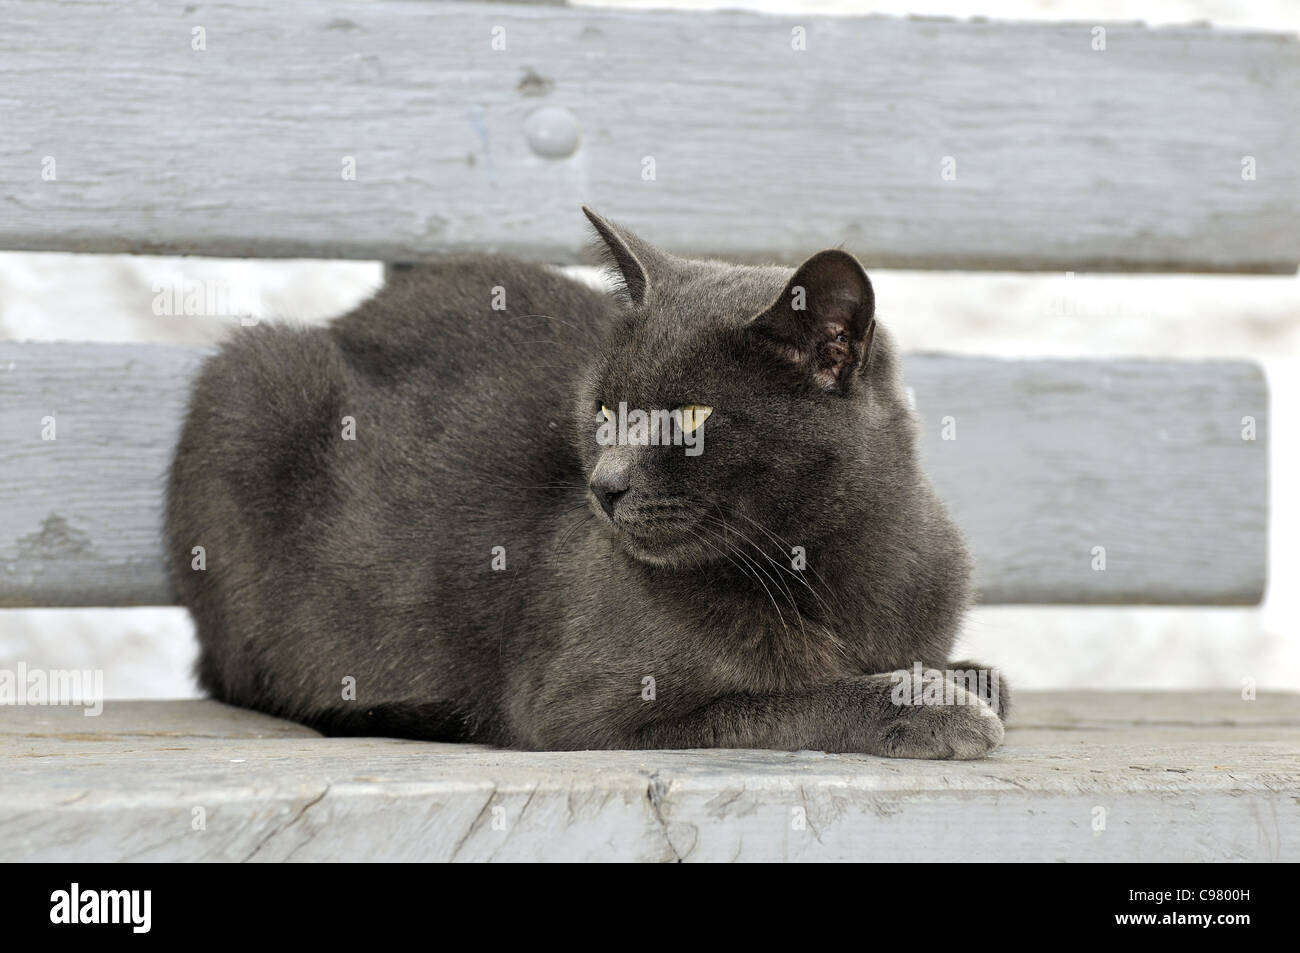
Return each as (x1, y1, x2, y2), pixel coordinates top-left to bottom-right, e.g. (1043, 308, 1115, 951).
(600, 404, 614, 421)
(677, 405, 713, 434)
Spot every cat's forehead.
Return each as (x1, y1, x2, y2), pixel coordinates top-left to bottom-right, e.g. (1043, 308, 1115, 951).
(598, 262, 791, 397)
(652, 260, 792, 329)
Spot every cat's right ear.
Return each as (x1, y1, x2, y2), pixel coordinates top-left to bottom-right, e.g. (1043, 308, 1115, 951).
(748, 249, 876, 394)
(581, 206, 663, 306)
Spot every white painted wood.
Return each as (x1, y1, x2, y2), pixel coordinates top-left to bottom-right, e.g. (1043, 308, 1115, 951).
(0, 343, 1268, 607)
(914, 356, 1269, 604)
(1, 2, 1296, 272)
(2, 692, 1296, 861)
(0, 344, 206, 607)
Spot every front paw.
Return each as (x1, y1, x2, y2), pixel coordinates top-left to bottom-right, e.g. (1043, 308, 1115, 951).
(875, 674, 1004, 760)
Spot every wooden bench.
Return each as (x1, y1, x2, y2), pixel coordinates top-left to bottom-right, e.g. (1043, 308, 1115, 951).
(1, 0, 1296, 861)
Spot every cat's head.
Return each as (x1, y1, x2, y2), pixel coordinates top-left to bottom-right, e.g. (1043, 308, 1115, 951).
(574, 207, 916, 570)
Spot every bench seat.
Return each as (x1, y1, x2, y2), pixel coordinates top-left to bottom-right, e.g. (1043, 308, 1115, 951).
(3, 690, 1297, 861)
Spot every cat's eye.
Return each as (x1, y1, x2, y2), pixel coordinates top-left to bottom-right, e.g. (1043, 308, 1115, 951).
(676, 405, 713, 434)
(599, 404, 614, 422)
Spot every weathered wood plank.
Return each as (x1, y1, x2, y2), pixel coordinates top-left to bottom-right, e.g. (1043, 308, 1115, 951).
(1, 2, 1297, 272)
(915, 356, 1269, 604)
(0, 342, 1268, 607)
(2, 692, 1296, 861)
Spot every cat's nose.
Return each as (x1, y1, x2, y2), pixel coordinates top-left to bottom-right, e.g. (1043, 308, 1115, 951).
(590, 456, 632, 518)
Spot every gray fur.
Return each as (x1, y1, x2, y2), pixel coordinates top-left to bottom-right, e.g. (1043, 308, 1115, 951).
(165, 208, 1008, 757)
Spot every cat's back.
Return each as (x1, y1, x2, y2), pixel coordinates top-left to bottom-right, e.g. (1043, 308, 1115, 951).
(170, 255, 605, 515)
(165, 256, 612, 711)
(330, 256, 613, 394)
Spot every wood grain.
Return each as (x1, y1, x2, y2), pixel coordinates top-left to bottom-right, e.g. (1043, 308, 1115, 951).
(2, 692, 1296, 861)
(0, 1, 1296, 272)
(0, 342, 1268, 607)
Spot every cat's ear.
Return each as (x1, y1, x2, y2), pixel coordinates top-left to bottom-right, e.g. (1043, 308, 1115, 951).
(749, 249, 876, 393)
(581, 206, 664, 306)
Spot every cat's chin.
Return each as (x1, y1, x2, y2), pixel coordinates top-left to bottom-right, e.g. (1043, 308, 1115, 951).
(612, 527, 715, 570)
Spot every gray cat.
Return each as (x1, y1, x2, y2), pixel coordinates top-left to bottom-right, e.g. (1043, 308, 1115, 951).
(165, 208, 1009, 758)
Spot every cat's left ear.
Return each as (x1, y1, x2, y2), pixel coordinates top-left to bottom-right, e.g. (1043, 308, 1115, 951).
(581, 206, 667, 307)
(749, 249, 876, 393)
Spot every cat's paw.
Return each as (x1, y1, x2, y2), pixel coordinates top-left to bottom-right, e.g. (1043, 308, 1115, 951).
(947, 660, 1012, 721)
(874, 674, 1004, 760)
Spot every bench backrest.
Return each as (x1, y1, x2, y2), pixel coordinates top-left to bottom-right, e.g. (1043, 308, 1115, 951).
(0, 1, 1289, 607)
(0, 344, 1269, 608)
(4, 1, 1298, 271)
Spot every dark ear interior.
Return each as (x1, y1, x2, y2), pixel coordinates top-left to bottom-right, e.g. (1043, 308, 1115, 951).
(749, 249, 876, 392)
(581, 206, 659, 306)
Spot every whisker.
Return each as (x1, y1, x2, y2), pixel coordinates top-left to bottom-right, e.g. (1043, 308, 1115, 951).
(695, 510, 836, 622)
(681, 524, 790, 640)
(553, 505, 595, 554)
(699, 503, 846, 616)
(693, 520, 809, 652)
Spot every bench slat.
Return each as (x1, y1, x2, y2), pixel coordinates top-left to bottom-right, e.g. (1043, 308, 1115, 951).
(1, 1, 1297, 272)
(3, 693, 1298, 861)
(0, 342, 1268, 607)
